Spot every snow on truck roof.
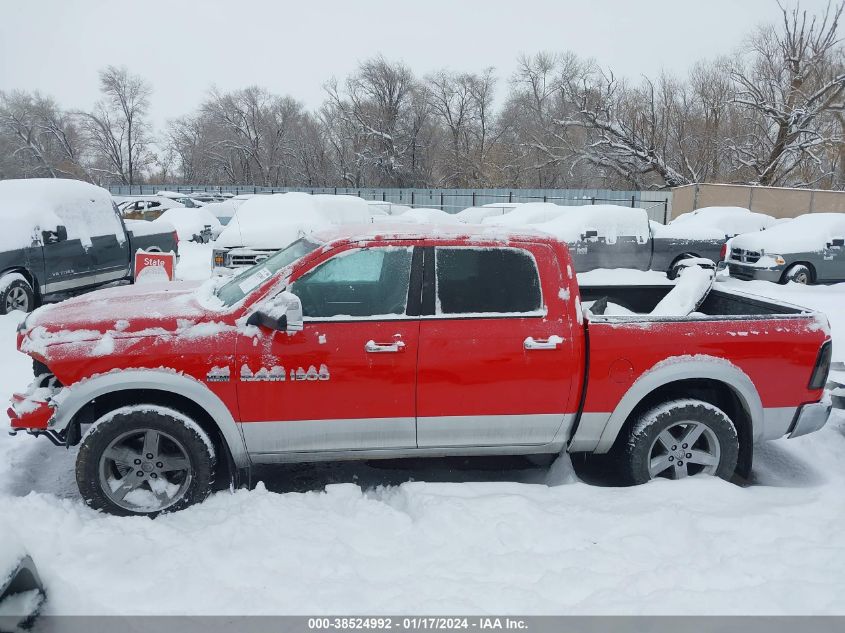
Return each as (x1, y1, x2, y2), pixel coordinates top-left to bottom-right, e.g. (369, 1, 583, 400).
(731, 212, 845, 253)
(0, 178, 124, 250)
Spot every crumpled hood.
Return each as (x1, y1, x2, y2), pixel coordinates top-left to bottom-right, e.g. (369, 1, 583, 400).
(20, 280, 221, 350)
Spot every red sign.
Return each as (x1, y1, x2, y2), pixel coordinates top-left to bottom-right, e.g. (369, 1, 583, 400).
(134, 249, 176, 283)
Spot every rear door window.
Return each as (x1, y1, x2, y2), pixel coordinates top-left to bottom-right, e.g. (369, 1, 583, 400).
(434, 247, 542, 315)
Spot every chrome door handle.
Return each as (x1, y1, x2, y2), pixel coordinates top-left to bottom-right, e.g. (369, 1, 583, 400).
(365, 340, 405, 353)
(524, 336, 563, 350)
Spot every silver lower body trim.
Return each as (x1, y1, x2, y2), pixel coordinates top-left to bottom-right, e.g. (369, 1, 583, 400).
(416, 413, 571, 448)
(248, 442, 566, 464)
(241, 417, 416, 454)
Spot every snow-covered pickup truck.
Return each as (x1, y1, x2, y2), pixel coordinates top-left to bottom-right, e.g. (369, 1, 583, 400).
(0, 179, 178, 315)
(8, 225, 833, 516)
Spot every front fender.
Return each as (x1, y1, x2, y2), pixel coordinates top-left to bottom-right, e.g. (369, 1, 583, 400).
(50, 368, 249, 469)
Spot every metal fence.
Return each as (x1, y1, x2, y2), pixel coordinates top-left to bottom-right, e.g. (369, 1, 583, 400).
(108, 185, 673, 223)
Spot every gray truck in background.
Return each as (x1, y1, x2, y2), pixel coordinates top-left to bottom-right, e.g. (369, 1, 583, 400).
(0, 179, 179, 314)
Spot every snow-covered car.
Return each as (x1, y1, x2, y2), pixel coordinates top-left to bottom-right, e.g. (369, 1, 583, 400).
(153, 207, 222, 243)
(483, 203, 723, 276)
(0, 179, 178, 314)
(115, 195, 185, 221)
(155, 190, 207, 208)
(727, 213, 845, 284)
(390, 208, 461, 224)
(667, 206, 777, 236)
(366, 200, 412, 216)
(212, 193, 370, 269)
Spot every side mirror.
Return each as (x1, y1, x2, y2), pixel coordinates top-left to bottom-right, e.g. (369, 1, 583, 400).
(581, 229, 599, 240)
(830, 238, 844, 247)
(246, 291, 303, 334)
(42, 225, 68, 244)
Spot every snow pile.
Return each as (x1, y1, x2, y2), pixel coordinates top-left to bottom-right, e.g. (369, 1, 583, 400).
(651, 266, 715, 316)
(529, 206, 650, 243)
(154, 208, 222, 241)
(731, 213, 845, 253)
(366, 201, 412, 216)
(656, 207, 776, 240)
(0, 178, 125, 250)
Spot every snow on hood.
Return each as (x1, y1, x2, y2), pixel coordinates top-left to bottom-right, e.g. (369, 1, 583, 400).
(528, 205, 650, 243)
(730, 213, 845, 253)
(154, 207, 221, 240)
(216, 193, 373, 249)
(20, 280, 223, 354)
(0, 178, 125, 250)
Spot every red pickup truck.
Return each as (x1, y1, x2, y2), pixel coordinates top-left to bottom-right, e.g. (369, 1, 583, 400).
(8, 225, 833, 516)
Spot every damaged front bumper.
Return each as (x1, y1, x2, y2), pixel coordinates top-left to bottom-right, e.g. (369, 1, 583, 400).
(7, 380, 68, 445)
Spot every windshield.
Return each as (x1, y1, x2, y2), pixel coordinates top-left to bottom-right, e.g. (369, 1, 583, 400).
(216, 237, 322, 306)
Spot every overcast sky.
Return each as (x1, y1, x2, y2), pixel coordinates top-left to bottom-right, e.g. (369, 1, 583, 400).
(0, 0, 835, 130)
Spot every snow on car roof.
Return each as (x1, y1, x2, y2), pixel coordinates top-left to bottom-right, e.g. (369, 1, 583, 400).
(0, 178, 124, 250)
(311, 221, 553, 244)
(731, 212, 845, 253)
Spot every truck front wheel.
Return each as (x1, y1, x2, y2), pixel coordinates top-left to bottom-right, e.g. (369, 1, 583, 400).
(0, 276, 35, 314)
(76, 406, 216, 517)
(621, 399, 738, 484)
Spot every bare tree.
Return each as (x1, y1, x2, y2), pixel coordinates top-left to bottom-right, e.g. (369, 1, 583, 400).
(729, 1, 845, 186)
(79, 66, 153, 185)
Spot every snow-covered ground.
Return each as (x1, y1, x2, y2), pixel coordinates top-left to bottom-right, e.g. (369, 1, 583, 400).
(1, 244, 844, 615)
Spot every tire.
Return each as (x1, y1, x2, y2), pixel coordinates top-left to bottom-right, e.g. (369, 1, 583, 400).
(621, 399, 739, 485)
(782, 263, 812, 285)
(0, 276, 34, 315)
(76, 406, 216, 517)
(667, 254, 694, 280)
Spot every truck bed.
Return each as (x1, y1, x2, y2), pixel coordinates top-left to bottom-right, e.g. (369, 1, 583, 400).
(579, 284, 807, 318)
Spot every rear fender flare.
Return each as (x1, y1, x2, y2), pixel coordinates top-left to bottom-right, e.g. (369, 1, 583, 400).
(593, 355, 764, 453)
(51, 369, 249, 468)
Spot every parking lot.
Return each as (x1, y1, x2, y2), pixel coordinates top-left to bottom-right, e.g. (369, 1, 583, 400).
(1, 241, 843, 615)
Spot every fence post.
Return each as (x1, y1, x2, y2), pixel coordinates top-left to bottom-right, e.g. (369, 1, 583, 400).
(663, 199, 669, 224)
(543, 195, 547, 203)
(382, 191, 386, 202)
(591, 197, 595, 205)
(411, 191, 415, 207)
(472, 192, 476, 206)
(631, 195, 635, 208)
(334, 187, 337, 196)
(509, 191, 513, 203)
(440, 192, 445, 210)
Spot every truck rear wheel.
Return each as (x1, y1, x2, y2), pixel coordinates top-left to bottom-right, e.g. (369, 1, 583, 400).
(621, 399, 738, 484)
(76, 406, 216, 517)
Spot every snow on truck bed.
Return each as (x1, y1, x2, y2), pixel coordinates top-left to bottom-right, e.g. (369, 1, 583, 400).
(0, 178, 125, 250)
